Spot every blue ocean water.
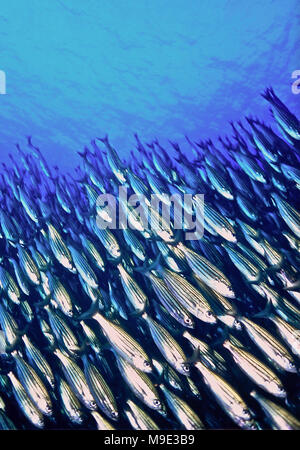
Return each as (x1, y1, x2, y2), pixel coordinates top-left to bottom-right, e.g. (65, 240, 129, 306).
(0, 0, 299, 169)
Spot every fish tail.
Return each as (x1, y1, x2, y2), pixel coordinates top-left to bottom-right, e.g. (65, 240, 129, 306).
(134, 253, 162, 274)
(74, 301, 100, 322)
(252, 298, 273, 319)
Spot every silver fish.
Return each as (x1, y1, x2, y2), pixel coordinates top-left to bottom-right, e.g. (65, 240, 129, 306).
(92, 312, 152, 372)
(125, 399, 160, 430)
(223, 338, 286, 397)
(177, 243, 235, 298)
(160, 384, 205, 430)
(54, 348, 96, 410)
(194, 360, 255, 429)
(251, 390, 300, 430)
(142, 312, 190, 376)
(7, 371, 44, 428)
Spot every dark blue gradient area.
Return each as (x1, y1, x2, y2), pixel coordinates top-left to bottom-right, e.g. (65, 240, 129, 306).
(0, 0, 299, 168)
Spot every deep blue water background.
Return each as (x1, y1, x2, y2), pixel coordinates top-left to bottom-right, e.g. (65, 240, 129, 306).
(0, 0, 299, 170)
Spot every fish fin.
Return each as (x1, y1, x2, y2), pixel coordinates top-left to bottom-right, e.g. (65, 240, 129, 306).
(152, 371, 165, 387)
(35, 297, 51, 308)
(284, 286, 300, 293)
(105, 307, 122, 321)
(210, 327, 230, 349)
(4, 240, 11, 254)
(77, 147, 89, 159)
(127, 302, 148, 319)
(106, 254, 122, 265)
(252, 298, 273, 319)
(11, 349, 24, 358)
(3, 339, 20, 354)
(222, 339, 231, 350)
(81, 353, 89, 367)
(27, 136, 39, 151)
(74, 337, 88, 355)
(247, 270, 264, 284)
(70, 173, 88, 184)
(43, 342, 57, 353)
(283, 278, 300, 292)
(265, 264, 282, 274)
(186, 346, 201, 364)
(141, 311, 148, 321)
(284, 396, 293, 409)
(134, 253, 162, 274)
(74, 301, 99, 322)
(171, 229, 183, 245)
(99, 342, 112, 354)
(97, 135, 109, 145)
(15, 323, 30, 337)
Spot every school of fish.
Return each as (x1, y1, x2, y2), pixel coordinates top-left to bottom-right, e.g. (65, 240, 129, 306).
(0, 87, 299, 430)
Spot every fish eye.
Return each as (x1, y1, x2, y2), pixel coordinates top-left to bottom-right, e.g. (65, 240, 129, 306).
(153, 399, 161, 407)
(111, 411, 118, 418)
(144, 360, 150, 368)
(206, 311, 216, 321)
(90, 401, 97, 409)
(234, 319, 241, 328)
(182, 363, 190, 372)
(184, 317, 192, 324)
